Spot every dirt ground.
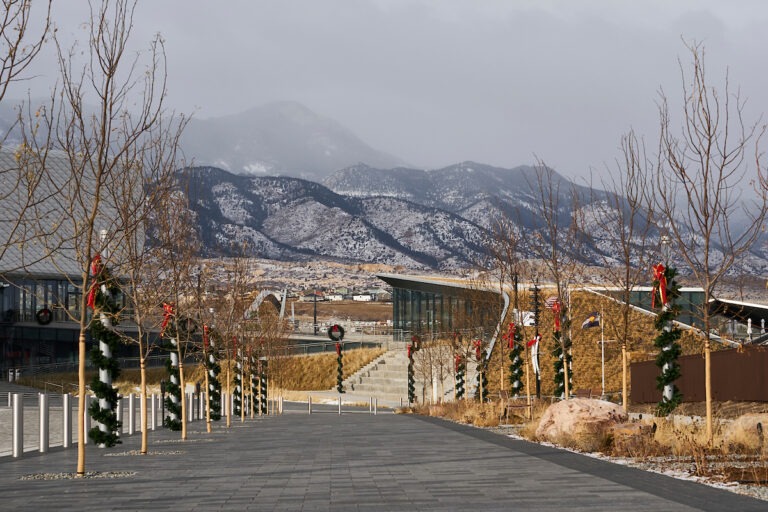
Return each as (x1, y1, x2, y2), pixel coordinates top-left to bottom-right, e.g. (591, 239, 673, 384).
(289, 300, 392, 322)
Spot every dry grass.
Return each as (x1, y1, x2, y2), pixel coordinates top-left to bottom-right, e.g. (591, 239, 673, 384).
(17, 347, 386, 395)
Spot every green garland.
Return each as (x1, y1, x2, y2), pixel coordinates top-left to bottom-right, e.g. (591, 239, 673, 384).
(250, 354, 258, 416)
(455, 355, 465, 399)
(259, 359, 268, 415)
(552, 329, 573, 398)
(205, 329, 222, 421)
(474, 340, 489, 402)
(508, 325, 524, 396)
(161, 317, 182, 431)
(335, 343, 344, 394)
(233, 349, 243, 416)
(653, 265, 683, 416)
(407, 345, 416, 403)
(87, 262, 122, 447)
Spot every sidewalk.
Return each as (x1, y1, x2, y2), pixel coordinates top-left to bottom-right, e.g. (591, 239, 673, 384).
(0, 404, 765, 511)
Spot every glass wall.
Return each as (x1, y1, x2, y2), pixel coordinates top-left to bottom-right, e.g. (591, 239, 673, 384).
(389, 282, 502, 341)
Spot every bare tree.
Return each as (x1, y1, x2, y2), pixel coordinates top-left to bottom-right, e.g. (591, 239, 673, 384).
(0, 1, 52, 267)
(17, 0, 177, 474)
(655, 42, 768, 442)
(527, 161, 587, 400)
(589, 131, 657, 410)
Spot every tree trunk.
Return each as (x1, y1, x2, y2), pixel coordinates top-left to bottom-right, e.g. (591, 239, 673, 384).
(140, 359, 148, 454)
(77, 331, 86, 475)
(179, 359, 187, 440)
(621, 343, 628, 412)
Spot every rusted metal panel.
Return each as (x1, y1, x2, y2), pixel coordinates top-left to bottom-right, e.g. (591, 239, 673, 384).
(630, 346, 768, 403)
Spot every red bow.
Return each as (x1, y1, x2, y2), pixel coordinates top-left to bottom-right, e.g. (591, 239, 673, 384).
(335, 342, 341, 356)
(203, 324, 209, 350)
(232, 336, 238, 352)
(552, 300, 561, 332)
(507, 323, 516, 349)
(652, 263, 668, 308)
(407, 344, 412, 359)
(160, 302, 174, 336)
(527, 335, 539, 348)
(473, 339, 484, 360)
(86, 254, 102, 309)
(454, 353, 462, 371)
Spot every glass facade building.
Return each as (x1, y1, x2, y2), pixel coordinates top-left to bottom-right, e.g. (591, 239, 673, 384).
(379, 274, 505, 341)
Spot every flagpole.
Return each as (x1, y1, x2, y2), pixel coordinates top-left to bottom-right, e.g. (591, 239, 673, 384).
(601, 309, 605, 398)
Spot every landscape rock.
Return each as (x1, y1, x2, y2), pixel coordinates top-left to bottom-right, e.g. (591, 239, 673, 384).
(535, 398, 628, 446)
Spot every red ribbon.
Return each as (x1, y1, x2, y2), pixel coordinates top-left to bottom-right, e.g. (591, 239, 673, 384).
(407, 344, 412, 359)
(335, 342, 341, 356)
(232, 336, 238, 352)
(473, 339, 483, 360)
(160, 302, 174, 336)
(454, 353, 462, 371)
(652, 263, 668, 308)
(86, 254, 102, 309)
(507, 323, 516, 349)
(203, 324, 209, 350)
(552, 300, 561, 332)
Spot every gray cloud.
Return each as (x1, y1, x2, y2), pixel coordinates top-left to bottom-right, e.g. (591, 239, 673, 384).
(12, 0, 768, 181)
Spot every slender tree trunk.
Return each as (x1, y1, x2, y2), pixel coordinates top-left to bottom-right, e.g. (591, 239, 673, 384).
(77, 331, 86, 475)
(226, 356, 231, 428)
(140, 359, 147, 454)
(204, 349, 211, 433)
(179, 359, 187, 440)
(621, 343, 628, 412)
(704, 341, 712, 440)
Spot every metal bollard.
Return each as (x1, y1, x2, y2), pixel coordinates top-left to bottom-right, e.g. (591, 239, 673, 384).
(63, 393, 72, 448)
(151, 393, 157, 431)
(338, 395, 342, 415)
(308, 395, 312, 415)
(116, 397, 122, 437)
(128, 394, 135, 435)
(374, 398, 378, 416)
(369, 397, 373, 414)
(39, 393, 49, 453)
(83, 395, 90, 445)
(188, 393, 193, 422)
(12, 393, 22, 458)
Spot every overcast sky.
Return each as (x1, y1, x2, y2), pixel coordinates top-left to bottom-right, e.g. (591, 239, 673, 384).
(14, 0, 768, 181)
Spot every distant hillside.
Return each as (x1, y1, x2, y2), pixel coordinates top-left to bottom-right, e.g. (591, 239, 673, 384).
(179, 101, 405, 181)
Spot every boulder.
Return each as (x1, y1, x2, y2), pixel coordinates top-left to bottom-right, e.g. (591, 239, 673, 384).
(535, 398, 628, 445)
(723, 413, 768, 451)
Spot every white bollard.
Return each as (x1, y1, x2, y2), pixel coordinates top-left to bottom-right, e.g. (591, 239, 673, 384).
(39, 393, 49, 453)
(308, 395, 312, 415)
(63, 393, 72, 448)
(12, 393, 22, 458)
(83, 395, 90, 445)
(338, 395, 342, 415)
(151, 393, 157, 431)
(369, 397, 373, 414)
(115, 396, 123, 437)
(374, 398, 378, 416)
(188, 393, 193, 422)
(128, 394, 135, 435)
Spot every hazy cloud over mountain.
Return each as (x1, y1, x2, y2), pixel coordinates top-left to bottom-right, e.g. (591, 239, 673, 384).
(10, 1, 768, 182)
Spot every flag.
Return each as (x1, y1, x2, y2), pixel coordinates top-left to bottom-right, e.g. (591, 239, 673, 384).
(522, 311, 536, 326)
(581, 312, 600, 329)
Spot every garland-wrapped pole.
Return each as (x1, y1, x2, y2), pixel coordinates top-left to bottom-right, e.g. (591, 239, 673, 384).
(202, 325, 212, 433)
(162, 303, 182, 431)
(233, 337, 242, 419)
(473, 339, 488, 402)
(454, 353, 465, 400)
(507, 323, 524, 397)
(652, 263, 683, 416)
(87, 254, 122, 447)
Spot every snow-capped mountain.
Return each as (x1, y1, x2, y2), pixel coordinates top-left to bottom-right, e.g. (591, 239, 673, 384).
(179, 102, 405, 181)
(179, 162, 768, 276)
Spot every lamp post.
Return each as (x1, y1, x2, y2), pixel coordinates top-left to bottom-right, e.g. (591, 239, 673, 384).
(313, 288, 318, 336)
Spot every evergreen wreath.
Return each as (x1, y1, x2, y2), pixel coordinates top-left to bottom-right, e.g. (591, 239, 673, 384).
(204, 327, 222, 421)
(161, 306, 182, 431)
(506, 323, 524, 396)
(652, 264, 683, 416)
(87, 256, 122, 447)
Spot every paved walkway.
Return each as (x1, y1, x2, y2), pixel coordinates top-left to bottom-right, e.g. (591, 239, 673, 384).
(0, 403, 765, 511)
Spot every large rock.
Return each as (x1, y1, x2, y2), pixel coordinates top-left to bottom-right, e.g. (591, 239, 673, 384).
(723, 413, 768, 451)
(535, 398, 628, 446)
